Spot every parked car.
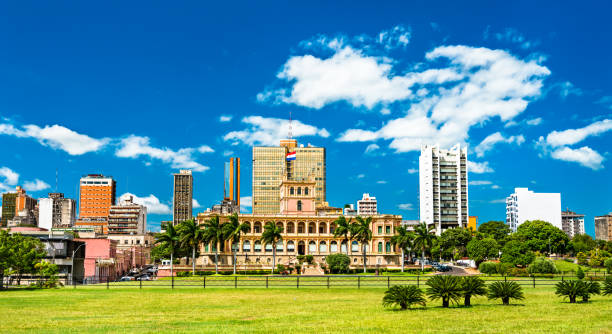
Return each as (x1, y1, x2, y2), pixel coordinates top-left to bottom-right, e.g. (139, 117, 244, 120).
(119, 276, 134, 282)
(136, 275, 151, 281)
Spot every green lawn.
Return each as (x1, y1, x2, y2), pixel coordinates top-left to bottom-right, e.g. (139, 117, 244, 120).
(1, 286, 611, 333)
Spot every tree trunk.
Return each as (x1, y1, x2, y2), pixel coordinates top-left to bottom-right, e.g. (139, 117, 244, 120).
(345, 238, 349, 256)
(421, 250, 425, 271)
(502, 297, 509, 305)
(401, 249, 405, 272)
(272, 246, 276, 274)
(233, 250, 237, 275)
(582, 295, 588, 302)
(215, 248, 219, 274)
(170, 252, 174, 278)
(192, 246, 196, 275)
(442, 298, 449, 307)
(569, 296, 576, 303)
(408, 248, 412, 263)
(464, 295, 471, 307)
(362, 244, 367, 273)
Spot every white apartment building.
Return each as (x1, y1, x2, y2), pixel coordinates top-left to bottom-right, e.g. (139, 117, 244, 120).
(108, 195, 147, 235)
(561, 209, 585, 238)
(419, 144, 468, 235)
(357, 193, 377, 216)
(38, 193, 76, 230)
(505, 188, 561, 232)
(343, 204, 357, 216)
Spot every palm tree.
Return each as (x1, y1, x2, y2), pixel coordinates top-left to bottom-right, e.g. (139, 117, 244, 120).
(352, 216, 373, 273)
(382, 285, 426, 310)
(425, 275, 463, 307)
(603, 277, 612, 296)
(155, 222, 179, 277)
(177, 219, 205, 275)
(202, 215, 225, 274)
(333, 215, 353, 255)
(261, 222, 283, 274)
(390, 226, 414, 272)
(223, 213, 251, 275)
(461, 276, 487, 306)
(413, 222, 435, 271)
(488, 281, 524, 305)
(581, 281, 601, 302)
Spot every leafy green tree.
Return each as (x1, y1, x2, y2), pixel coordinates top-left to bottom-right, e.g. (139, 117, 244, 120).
(390, 226, 414, 272)
(570, 234, 596, 255)
(203, 215, 225, 274)
(155, 222, 180, 277)
(527, 257, 558, 274)
(426, 275, 463, 307)
(439, 228, 472, 260)
(326, 254, 350, 274)
(461, 276, 487, 306)
(0, 230, 12, 289)
(514, 220, 569, 255)
(352, 216, 373, 273)
(576, 267, 585, 279)
(576, 252, 588, 265)
(382, 285, 426, 310)
(223, 213, 251, 275)
(467, 237, 499, 266)
(177, 219, 205, 275)
(34, 260, 61, 288)
(332, 216, 353, 256)
(604, 258, 612, 274)
(261, 221, 283, 274)
(477, 221, 510, 245)
(478, 261, 498, 275)
(555, 280, 586, 303)
(11, 233, 46, 285)
(500, 240, 535, 267)
(414, 222, 435, 271)
(603, 277, 612, 296)
(488, 281, 524, 305)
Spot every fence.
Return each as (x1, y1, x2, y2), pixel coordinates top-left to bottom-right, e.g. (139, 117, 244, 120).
(2, 273, 608, 290)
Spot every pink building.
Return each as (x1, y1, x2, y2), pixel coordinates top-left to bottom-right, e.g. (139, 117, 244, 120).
(76, 238, 123, 281)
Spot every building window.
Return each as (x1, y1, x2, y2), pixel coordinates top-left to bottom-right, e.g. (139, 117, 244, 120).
(378, 242, 383, 253)
(276, 241, 283, 252)
(297, 200, 302, 211)
(254, 241, 262, 252)
(308, 241, 316, 253)
(243, 240, 251, 252)
(385, 226, 391, 234)
(287, 241, 295, 252)
(319, 241, 327, 253)
(305, 187, 309, 195)
(377, 226, 382, 234)
(297, 187, 302, 195)
(386, 242, 391, 253)
(290, 187, 294, 195)
(265, 242, 273, 252)
(351, 241, 359, 252)
(330, 241, 338, 253)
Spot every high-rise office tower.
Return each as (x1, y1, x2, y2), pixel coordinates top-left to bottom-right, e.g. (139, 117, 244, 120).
(108, 195, 147, 235)
(419, 144, 469, 235)
(76, 174, 116, 234)
(505, 187, 561, 232)
(252, 139, 326, 214)
(173, 170, 193, 225)
(3, 186, 37, 227)
(1, 192, 17, 227)
(226, 157, 240, 207)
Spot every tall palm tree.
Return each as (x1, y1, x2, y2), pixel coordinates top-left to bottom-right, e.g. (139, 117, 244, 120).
(413, 222, 435, 271)
(333, 215, 353, 255)
(352, 216, 373, 273)
(223, 213, 251, 275)
(261, 221, 283, 274)
(155, 222, 179, 277)
(390, 226, 414, 272)
(202, 215, 224, 274)
(177, 219, 205, 275)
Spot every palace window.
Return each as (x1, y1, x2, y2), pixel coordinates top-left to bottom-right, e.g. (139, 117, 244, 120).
(319, 241, 327, 253)
(385, 226, 391, 234)
(290, 187, 294, 195)
(377, 226, 382, 234)
(386, 242, 391, 253)
(297, 200, 302, 211)
(351, 241, 359, 252)
(254, 241, 262, 252)
(378, 242, 383, 253)
(243, 241, 251, 252)
(297, 187, 302, 195)
(308, 241, 316, 253)
(330, 241, 338, 253)
(304, 187, 309, 195)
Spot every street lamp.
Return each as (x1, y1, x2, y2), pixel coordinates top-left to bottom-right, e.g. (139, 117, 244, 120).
(71, 243, 85, 285)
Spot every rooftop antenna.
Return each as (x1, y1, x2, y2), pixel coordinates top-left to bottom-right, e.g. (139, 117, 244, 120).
(288, 110, 293, 139)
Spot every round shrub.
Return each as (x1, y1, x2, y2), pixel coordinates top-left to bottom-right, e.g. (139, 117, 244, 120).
(527, 257, 558, 274)
(479, 261, 497, 275)
(604, 258, 612, 274)
(325, 253, 350, 274)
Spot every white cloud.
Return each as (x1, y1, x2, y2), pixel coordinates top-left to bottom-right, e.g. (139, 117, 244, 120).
(223, 116, 330, 146)
(407, 168, 418, 174)
(192, 199, 201, 208)
(544, 119, 612, 147)
(0, 167, 19, 185)
(398, 203, 414, 210)
(493, 28, 539, 49)
(197, 145, 214, 153)
(489, 198, 507, 204)
(219, 115, 233, 122)
(115, 135, 209, 172)
(554, 81, 583, 99)
(23, 179, 50, 192)
(119, 192, 171, 214)
(468, 161, 494, 174)
(469, 180, 492, 186)
(376, 180, 387, 184)
(595, 96, 612, 109)
(0, 122, 109, 155)
(240, 196, 252, 213)
(332, 44, 549, 152)
(474, 132, 525, 157)
(223, 150, 234, 157)
(356, 173, 365, 179)
(550, 146, 604, 170)
(491, 185, 500, 189)
(526, 117, 543, 126)
(364, 143, 380, 154)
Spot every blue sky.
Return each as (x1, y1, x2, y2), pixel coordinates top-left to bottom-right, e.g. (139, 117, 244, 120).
(0, 1, 611, 234)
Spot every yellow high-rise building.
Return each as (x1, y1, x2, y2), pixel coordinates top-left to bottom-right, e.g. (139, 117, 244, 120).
(252, 139, 325, 214)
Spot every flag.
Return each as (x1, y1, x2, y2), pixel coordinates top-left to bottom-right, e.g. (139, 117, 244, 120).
(286, 151, 296, 161)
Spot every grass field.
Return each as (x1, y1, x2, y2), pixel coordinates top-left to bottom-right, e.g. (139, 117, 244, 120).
(1, 285, 611, 333)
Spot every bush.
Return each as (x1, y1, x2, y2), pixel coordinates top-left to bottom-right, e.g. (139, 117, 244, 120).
(603, 277, 612, 296)
(382, 285, 426, 310)
(478, 262, 497, 275)
(555, 280, 585, 303)
(276, 264, 286, 274)
(305, 255, 314, 264)
(496, 262, 513, 275)
(294, 264, 302, 274)
(326, 254, 350, 274)
(487, 281, 524, 305)
(576, 267, 585, 280)
(425, 275, 463, 307)
(576, 252, 588, 265)
(527, 257, 558, 274)
(507, 267, 529, 277)
(176, 271, 192, 277)
(296, 255, 305, 264)
(604, 258, 612, 274)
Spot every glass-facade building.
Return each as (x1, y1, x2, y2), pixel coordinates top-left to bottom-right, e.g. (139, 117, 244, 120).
(252, 139, 326, 214)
